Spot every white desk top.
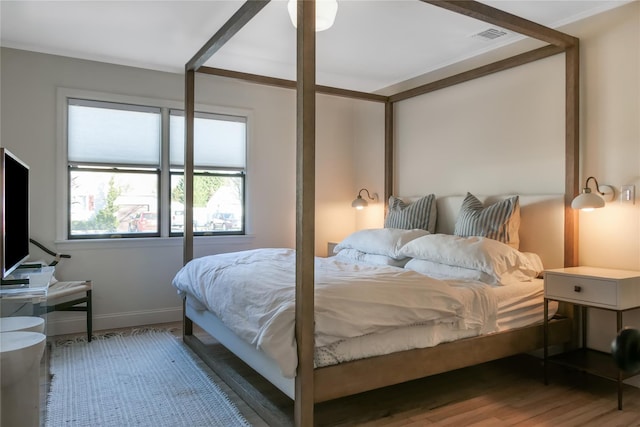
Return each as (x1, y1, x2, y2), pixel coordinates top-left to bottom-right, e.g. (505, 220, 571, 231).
(0, 266, 55, 298)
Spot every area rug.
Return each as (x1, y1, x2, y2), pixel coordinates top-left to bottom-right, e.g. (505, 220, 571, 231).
(45, 329, 251, 426)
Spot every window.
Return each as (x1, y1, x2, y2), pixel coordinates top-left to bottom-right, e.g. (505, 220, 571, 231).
(65, 97, 246, 239)
(169, 110, 246, 236)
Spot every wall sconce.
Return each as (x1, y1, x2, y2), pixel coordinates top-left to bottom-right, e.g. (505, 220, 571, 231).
(287, 0, 338, 32)
(571, 176, 615, 211)
(352, 188, 378, 210)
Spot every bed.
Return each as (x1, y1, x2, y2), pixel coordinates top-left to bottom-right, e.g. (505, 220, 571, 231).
(174, 194, 574, 424)
(179, 1, 580, 425)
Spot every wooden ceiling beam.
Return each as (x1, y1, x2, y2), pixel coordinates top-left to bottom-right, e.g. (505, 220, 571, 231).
(422, 0, 578, 48)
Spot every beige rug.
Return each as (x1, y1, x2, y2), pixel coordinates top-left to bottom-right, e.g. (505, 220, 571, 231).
(45, 329, 251, 426)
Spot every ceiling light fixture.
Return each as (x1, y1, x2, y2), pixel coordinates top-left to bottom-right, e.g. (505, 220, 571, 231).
(287, 0, 338, 32)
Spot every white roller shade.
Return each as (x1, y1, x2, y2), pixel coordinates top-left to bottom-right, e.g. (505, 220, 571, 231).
(170, 110, 246, 169)
(68, 99, 161, 166)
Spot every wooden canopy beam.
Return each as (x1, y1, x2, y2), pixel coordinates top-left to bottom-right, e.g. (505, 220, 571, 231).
(186, 0, 270, 72)
(198, 66, 387, 103)
(390, 44, 564, 103)
(422, 0, 578, 48)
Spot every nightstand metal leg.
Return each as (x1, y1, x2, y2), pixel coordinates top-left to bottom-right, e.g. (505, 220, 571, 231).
(617, 310, 623, 410)
(581, 306, 587, 348)
(544, 298, 548, 385)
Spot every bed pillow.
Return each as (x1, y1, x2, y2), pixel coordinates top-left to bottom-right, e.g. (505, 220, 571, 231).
(384, 194, 437, 233)
(399, 234, 543, 285)
(333, 228, 430, 260)
(454, 193, 520, 249)
(335, 248, 410, 267)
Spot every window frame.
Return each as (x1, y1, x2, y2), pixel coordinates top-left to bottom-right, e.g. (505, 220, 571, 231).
(57, 88, 250, 242)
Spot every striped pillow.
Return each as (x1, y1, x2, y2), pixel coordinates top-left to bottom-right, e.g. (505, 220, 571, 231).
(384, 194, 437, 233)
(454, 193, 520, 249)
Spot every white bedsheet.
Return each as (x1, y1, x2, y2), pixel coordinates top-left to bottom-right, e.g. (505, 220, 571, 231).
(172, 248, 499, 378)
(314, 278, 557, 368)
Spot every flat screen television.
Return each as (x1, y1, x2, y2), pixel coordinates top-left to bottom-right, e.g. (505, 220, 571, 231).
(1, 147, 30, 279)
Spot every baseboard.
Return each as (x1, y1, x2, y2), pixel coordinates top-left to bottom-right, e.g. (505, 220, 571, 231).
(46, 306, 183, 336)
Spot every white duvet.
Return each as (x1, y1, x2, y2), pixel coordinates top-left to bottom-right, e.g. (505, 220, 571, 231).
(172, 248, 499, 378)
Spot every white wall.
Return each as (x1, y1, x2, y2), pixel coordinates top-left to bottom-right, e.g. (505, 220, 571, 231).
(0, 48, 381, 334)
(352, 101, 386, 230)
(395, 54, 565, 197)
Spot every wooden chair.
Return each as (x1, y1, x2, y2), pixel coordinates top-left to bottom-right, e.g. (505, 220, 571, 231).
(27, 239, 93, 341)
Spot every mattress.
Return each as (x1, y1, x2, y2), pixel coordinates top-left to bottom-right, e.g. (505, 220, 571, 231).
(314, 278, 557, 368)
(174, 248, 557, 377)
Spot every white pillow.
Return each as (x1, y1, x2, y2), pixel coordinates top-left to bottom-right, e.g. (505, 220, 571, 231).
(404, 258, 493, 283)
(335, 248, 409, 267)
(334, 228, 430, 260)
(399, 234, 543, 285)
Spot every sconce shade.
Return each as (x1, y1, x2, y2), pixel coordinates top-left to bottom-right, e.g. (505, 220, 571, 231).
(571, 176, 614, 211)
(571, 190, 605, 210)
(287, 0, 338, 32)
(352, 188, 377, 210)
(351, 196, 368, 210)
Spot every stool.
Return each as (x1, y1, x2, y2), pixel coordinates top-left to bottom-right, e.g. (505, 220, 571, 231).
(0, 316, 45, 334)
(0, 331, 47, 427)
(34, 280, 92, 341)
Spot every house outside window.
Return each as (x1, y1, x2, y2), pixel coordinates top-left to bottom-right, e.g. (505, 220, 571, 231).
(65, 97, 246, 239)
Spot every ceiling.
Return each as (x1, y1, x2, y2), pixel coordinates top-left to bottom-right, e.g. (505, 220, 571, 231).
(0, 1, 631, 93)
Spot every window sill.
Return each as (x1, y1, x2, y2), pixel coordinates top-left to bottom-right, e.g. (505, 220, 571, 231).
(55, 234, 256, 251)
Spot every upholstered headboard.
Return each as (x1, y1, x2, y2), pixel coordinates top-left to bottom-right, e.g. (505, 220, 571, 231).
(404, 194, 565, 269)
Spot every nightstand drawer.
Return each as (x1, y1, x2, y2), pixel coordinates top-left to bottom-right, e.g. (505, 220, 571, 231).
(545, 274, 617, 306)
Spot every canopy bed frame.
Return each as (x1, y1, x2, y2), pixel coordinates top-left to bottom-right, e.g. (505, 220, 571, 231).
(180, 1, 580, 425)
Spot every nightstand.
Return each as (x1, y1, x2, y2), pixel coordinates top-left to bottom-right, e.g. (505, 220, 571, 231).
(543, 266, 640, 410)
(327, 242, 338, 257)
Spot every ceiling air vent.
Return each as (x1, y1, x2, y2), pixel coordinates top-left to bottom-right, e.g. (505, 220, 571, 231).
(474, 28, 508, 41)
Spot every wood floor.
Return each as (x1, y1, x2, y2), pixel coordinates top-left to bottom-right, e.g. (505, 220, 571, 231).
(189, 323, 640, 427)
(48, 323, 640, 426)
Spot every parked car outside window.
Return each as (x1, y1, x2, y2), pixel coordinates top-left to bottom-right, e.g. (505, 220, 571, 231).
(128, 212, 158, 232)
(210, 212, 240, 230)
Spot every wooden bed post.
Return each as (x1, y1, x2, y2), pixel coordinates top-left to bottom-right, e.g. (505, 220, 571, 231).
(384, 101, 394, 210)
(565, 42, 580, 267)
(182, 68, 195, 338)
(183, 68, 195, 266)
(182, 0, 270, 267)
(295, 0, 316, 425)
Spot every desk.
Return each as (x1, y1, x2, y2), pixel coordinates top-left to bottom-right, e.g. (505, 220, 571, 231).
(1, 266, 54, 315)
(1, 267, 92, 342)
